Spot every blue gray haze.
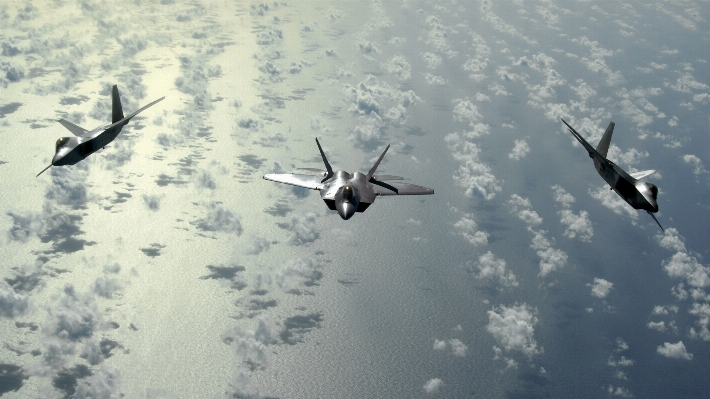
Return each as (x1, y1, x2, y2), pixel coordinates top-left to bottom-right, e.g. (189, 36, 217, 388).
(1, 1, 709, 398)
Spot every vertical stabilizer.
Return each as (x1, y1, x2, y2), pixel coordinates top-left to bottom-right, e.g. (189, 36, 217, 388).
(366, 144, 390, 181)
(112, 85, 124, 123)
(596, 121, 615, 158)
(315, 138, 334, 182)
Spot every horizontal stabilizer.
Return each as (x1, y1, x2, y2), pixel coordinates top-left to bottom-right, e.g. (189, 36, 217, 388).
(58, 119, 88, 137)
(372, 174, 404, 181)
(561, 118, 602, 159)
(630, 169, 656, 181)
(263, 173, 324, 190)
(371, 181, 434, 196)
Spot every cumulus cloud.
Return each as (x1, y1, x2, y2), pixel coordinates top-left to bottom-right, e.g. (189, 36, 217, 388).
(551, 185, 575, 208)
(276, 257, 321, 292)
(656, 341, 693, 360)
(689, 303, 710, 341)
(589, 186, 638, 220)
(141, 194, 162, 211)
(73, 366, 121, 399)
(681, 154, 708, 175)
(466, 251, 518, 288)
(589, 278, 613, 298)
(487, 303, 541, 358)
(0, 281, 29, 318)
(422, 52, 442, 69)
(558, 209, 593, 242)
(530, 230, 568, 277)
(508, 195, 543, 225)
(423, 378, 443, 394)
(449, 339, 468, 357)
(453, 214, 489, 246)
(384, 55, 411, 80)
(287, 213, 319, 245)
(194, 202, 242, 235)
(46, 284, 100, 341)
(446, 133, 501, 200)
(508, 139, 530, 160)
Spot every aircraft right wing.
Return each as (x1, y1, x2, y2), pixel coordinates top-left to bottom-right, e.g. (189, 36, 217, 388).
(370, 180, 434, 196)
(629, 169, 657, 181)
(58, 119, 88, 137)
(263, 173, 324, 190)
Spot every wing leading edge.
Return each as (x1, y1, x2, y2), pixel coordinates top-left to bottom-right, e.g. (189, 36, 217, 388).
(264, 173, 324, 190)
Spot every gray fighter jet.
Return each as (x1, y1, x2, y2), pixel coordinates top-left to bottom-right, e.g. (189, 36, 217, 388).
(37, 85, 165, 176)
(561, 119, 663, 231)
(264, 139, 434, 220)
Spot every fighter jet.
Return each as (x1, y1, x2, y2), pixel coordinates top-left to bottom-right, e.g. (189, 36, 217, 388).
(37, 85, 165, 176)
(561, 119, 663, 231)
(263, 139, 434, 220)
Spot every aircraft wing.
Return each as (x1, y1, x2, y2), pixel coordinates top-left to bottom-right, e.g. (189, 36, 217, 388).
(561, 119, 602, 158)
(58, 119, 88, 137)
(630, 169, 657, 181)
(370, 180, 434, 196)
(263, 173, 324, 190)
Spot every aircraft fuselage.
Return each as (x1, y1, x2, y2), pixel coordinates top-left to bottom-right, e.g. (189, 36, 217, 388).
(319, 171, 377, 220)
(592, 151, 658, 213)
(52, 122, 126, 166)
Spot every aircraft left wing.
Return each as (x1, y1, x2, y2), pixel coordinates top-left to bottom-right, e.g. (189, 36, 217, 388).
(370, 180, 434, 196)
(630, 169, 657, 181)
(561, 119, 602, 159)
(263, 173, 324, 190)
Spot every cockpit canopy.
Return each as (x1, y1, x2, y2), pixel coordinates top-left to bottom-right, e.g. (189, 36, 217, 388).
(56, 137, 71, 152)
(646, 183, 658, 200)
(341, 185, 354, 201)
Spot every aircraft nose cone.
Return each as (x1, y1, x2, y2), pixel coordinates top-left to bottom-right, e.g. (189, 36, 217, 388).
(51, 152, 62, 166)
(336, 201, 356, 220)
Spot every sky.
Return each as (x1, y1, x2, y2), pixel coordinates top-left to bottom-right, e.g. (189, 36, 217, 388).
(1, 0, 710, 398)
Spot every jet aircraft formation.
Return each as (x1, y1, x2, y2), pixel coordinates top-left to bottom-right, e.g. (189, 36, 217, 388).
(36, 83, 664, 230)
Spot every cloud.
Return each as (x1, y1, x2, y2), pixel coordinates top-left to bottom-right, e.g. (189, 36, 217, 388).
(449, 339, 468, 357)
(287, 213, 319, 245)
(73, 365, 121, 399)
(384, 55, 411, 80)
(422, 52, 442, 69)
(423, 378, 443, 394)
(558, 209, 593, 242)
(194, 202, 243, 235)
(530, 230, 567, 277)
(689, 303, 710, 341)
(508, 195, 543, 225)
(508, 139, 530, 160)
(466, 251, 518, 288)
(276, 257, 321, 292)
(225, 367, 264, 399)
(589, 186, 638, 220)
(656, 341, 693, 360)
(433, 339, 446, 350)
(588, 278, 613, 298)
(681, 154, 708, 175)
(141, 194, 162, 211)
(0, 281, 29, 318)
(551, 185, 575, 208)
(487, 303, 541, 358)
(243, 235, 271, 255)
(46, 284, 100, 340)
(453, 214, 489, 246)
(446, 133, 501, 200)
